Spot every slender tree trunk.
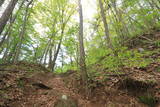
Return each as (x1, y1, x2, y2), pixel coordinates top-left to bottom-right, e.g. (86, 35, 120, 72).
(40, 47, 47, 63)
(0, 0, 18, 35)
(0, 0, 25, 48)
(111, 0, 130, 41)
(78, 0, 88, 89)
(0, 34, 7, 47)
(48, 46, 53, 69)
(2, 35, 10, 62)
(99, 0, 125, 79)
(43, 44, 50, 65)
(39, 41, 50, 64)
(98, 0, 114, 49)
(13, 0, 33, 63)
(60, 49, 64, 72)
(75, 43, 79, 68)
(52, 32, 63, 72)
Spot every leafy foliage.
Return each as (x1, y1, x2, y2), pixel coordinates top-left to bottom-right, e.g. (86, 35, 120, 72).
(0, 0, 159, 74)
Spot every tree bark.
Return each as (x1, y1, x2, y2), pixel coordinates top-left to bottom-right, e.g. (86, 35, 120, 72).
(78, 0, 88, 88)
(2, 35, 10, 62)
(13, 0, 33, 63)
(48, 46, 53, 69)
(0, 0, 26, 48)
(111, 0, 130, 42)
(43, 43, 51, 65)
(98, 0, 114, 50)
(0, 34, 7, 47)
(0, 0, 18, 35)
(51, 31, 63, 72)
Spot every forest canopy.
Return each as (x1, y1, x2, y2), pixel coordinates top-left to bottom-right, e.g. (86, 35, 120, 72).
(0, 0, 159, 73)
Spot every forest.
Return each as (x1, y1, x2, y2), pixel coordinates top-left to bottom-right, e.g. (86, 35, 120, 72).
(0, 0, 160, 107)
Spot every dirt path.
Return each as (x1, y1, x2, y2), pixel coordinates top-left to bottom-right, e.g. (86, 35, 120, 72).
(18, 73, 94, 107)
(47, 76, 91, 106)
(1, 62, 160, 107)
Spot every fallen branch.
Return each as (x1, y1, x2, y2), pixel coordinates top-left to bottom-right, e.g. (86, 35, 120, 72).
(32, 83, 52, 90)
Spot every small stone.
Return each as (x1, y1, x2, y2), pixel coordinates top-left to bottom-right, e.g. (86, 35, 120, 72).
(138, 48, 144, 53)
(54, 96, 78, 107)
(62, 95, 67, 100)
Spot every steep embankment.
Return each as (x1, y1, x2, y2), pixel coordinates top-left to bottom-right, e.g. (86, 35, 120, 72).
(0, 62, 94, 107)
(1, 62, 160, 107)
(0, 30, 160, 107)
(0, 61, 160, 107)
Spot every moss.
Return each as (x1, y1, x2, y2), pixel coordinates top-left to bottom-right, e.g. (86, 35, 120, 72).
(138, 95, 157, 107)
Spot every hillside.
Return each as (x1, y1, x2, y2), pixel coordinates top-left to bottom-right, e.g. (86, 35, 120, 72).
(0, 0, 160, 107)
(0, 31, 160, 107)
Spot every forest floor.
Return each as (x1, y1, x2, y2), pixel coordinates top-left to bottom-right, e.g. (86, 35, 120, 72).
(0, 62, 100, 107)
(0, 31, 160, 107)
(0, 61, 160, 107)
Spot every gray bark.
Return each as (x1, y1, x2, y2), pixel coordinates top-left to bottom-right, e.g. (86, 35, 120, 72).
(98, 0, 113, 49)
(78, 0, 88, 86)
(0, 0, 18, 35)
(0, 0, 25, 48)
(52, 31, 63, 72)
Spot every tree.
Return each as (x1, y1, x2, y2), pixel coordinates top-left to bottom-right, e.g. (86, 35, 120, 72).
(33, 0, 76, 71)
(0, 0, 18, 35)
(98, 0, 114, 50)
(78, 0, 88, 91)
(13, 0, 33, 63)
(0, 0, 26, 48)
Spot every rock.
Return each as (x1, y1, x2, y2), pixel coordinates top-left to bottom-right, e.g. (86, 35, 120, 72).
(138, 48, 145, 53)
(62, 95, 68, 100)
(54, 95, 78, 107)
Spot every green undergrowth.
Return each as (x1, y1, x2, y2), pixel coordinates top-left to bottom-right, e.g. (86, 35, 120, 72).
(56, 64, 78, 73)
(0, 62, 50, 74)
(138, 94, 157, 107)
(86, 46, 160, 81)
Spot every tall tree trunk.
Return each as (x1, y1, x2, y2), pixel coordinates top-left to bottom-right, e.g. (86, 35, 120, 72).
(43, 43, 50, 65)
(40, 47, 47, 63)
(78, 0, 88, 89)
(0, 0, 18, 35)
(2, 35, 10, 62)
(50, 4, 74, 71)
(111, 0, 130, 41)
(0, 34, 7, 47)
(0, 0, 5, 7)
(99, 0, 124, 74)
(48, 46, 53, 69)
(60, 49, 64, 72)
(98, 0, 114, 50)
(0, 0, 25, 48)
(51, 32, 63, 72)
